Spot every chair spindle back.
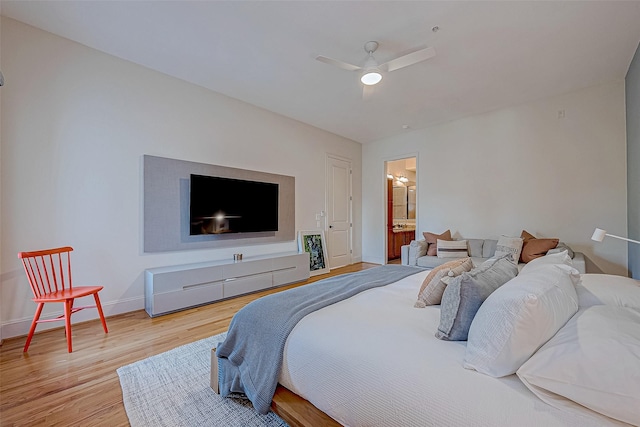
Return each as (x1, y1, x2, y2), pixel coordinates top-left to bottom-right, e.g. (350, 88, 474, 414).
(18, 247, 74, 299)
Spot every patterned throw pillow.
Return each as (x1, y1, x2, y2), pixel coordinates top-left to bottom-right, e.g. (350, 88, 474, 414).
(436, 240, 469, 258)
(423, 230, 452, 256)
(494, 236, 524, 263)
(414, 258, 474, 307)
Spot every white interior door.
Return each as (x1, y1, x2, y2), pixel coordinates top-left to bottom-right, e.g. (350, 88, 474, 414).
(326, 155, 352, 269)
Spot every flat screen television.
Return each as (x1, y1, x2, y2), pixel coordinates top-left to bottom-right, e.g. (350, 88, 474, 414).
(189, 174, 279, 235)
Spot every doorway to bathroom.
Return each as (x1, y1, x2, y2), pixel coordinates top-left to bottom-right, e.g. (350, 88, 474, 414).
(385, 157, 417, 263)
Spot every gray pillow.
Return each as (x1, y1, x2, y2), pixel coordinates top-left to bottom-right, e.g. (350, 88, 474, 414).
(436, 256, 518, 341)
(547, 242, 574, 259)
(467, 239, 484, 258)
(482, 239, 498, 258)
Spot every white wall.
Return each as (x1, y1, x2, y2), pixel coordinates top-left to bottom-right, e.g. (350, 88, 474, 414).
(626, 42, 640, 279)
(363, 81, 628, 276)
(0, 12, 4, 344)
(0, 17, 362, 339)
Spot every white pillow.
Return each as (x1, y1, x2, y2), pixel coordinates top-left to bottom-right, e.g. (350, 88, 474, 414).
(576, 273, 640, 309)
(517, 305, 640, 426)
(464, 264, 579, 377)
(494, 235, 523, 263)
(519, 249, 573, 274)
(436, 239, 468, 258)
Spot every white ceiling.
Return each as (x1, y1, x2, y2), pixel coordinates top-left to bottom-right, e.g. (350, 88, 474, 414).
(2, 1, 640, 144)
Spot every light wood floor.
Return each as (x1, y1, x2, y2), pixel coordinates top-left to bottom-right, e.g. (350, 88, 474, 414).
(0, 262, 378, 427)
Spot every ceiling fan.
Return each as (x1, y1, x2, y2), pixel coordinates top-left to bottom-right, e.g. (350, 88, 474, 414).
(316, 41, 436, 87)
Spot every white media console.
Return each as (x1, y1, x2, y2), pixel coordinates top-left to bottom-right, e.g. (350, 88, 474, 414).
(144, 252, 310, 317)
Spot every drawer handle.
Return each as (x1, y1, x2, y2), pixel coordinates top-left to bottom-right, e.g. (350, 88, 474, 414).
(183, 281, 222, 290)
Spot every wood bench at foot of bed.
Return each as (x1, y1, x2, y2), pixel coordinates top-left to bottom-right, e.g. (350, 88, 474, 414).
(211, 348, 341, 427)
(271, 385, 341, 427)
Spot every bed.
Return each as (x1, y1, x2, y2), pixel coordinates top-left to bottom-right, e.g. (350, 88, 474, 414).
(214, 256, 640, 427)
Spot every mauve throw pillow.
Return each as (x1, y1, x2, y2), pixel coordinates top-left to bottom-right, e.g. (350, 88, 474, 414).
(436, 256, 518, 341)
(423, 230, 452, 256)
(415, 257, 474, 307)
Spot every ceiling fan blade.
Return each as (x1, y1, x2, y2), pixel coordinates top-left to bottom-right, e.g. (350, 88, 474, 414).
(380, 46, 436, 72)
(316, 55, 362, 72)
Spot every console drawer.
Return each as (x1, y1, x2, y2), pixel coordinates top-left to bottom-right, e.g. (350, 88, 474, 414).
(148, 266, 224, 294)
(223, 272, 273, 298)
(150, 281, 223, 316)
(273, 253, 309, 286)
(224, 258, 272, 279)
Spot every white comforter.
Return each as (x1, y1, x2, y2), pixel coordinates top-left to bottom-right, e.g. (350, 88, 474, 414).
(279, 269, 627, 427)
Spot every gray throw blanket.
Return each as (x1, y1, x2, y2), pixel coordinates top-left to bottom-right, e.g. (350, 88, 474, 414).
(216, 264, 419, 414)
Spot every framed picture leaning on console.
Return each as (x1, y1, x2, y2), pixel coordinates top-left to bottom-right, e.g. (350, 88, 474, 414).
(298, 230, 329, 276)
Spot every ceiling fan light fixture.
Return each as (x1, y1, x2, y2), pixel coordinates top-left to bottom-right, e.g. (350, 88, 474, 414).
(361, 69, 382, 85)
(317, 40, 436, 91)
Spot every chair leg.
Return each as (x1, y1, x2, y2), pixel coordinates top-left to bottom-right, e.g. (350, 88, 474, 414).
(93, 292, 108, 334)
(24, 303, 45, 352)
(64, 299, 73, 353)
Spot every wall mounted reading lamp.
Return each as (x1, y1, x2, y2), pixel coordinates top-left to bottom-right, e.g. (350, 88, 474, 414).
(591, 228, 640, 245)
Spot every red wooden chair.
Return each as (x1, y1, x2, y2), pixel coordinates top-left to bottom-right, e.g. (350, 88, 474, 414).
(18, 246, 108, 352)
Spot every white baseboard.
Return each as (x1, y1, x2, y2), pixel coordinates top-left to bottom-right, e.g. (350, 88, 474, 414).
(362, 255, 385, 265)
(0, 296, 145, 340)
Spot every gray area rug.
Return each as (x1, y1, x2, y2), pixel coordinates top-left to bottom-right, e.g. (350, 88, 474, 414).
(117, 332, 289, 427)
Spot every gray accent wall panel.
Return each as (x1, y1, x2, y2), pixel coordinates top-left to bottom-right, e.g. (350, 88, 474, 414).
(144, 155, 295, 252)
(627, 42, 640, 278)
